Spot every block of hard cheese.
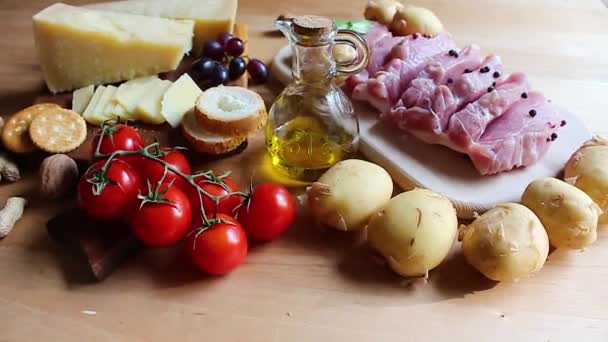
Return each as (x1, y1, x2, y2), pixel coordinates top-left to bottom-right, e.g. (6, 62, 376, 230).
(85, 0, 237, 55)
(33, 3, 194, 93)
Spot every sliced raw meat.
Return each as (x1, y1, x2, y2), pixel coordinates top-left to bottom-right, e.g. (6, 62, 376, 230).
(344, 23, 401, 93)
(401, 44, 482, 109)
(446, 72, 530, 151)
(427, 55, 505, 129)
(352, 33, 456, 113)
(468, 91, 562, 174)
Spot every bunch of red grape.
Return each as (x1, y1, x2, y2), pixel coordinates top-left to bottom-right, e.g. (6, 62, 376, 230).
(191, 32, 269, 88)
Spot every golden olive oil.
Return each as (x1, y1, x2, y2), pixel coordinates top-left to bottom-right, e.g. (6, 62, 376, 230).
(265, 116, 355, 182)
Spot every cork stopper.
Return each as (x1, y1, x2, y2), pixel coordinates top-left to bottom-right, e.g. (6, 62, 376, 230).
(293, 15, 334, 36)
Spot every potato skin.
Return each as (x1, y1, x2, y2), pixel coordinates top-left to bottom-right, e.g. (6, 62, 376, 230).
(460, 203, 549, 282)
(364, 0, 404, 26)
(390, 5, 444, 37)
(367, 188, 458, 277)
(307, 159, 393, 231)
(564, 139, 608, 224)
(521, 177, 600, 249)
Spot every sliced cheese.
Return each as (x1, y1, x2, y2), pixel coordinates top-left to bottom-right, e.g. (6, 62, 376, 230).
(33, 3, 194, 93)
(111, 104, 130, 120)
(161, 74, 202, 127)
(72, 85, 95, 114)
(85, 0, 237, 55)
(135, 80, 172, 124)
(114, 77, 160, 113)
(85, 86, 117, 125)
(83, 86, 106, 118)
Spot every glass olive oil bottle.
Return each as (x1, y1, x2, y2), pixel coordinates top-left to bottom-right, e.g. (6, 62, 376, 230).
(268, 16, 369, 182)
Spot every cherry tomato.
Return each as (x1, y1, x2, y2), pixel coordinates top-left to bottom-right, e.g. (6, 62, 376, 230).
(188, 176, 241, 227)
(91, 124, 144, 167)
(138, 148, 191, 190)
(78, 159, 142, 222)
(187, 214, 247, 275)
(237, 183, 296, 241)
(130, 185, 192, 247)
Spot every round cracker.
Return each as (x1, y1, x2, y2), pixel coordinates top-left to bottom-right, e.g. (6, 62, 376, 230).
(29, 108, 87, 153)
(1, 103, 62, 153)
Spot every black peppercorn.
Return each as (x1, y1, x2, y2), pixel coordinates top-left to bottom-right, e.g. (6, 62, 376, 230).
(464, 69, 471, 73)
(412, 33, 419, 39)
(529, 109, 537, 117)
(447, 78, 454, 84)
(551, 133, 558, 141)
(521, 92, 528, 99)
(492, 81, 496, 87)
(487, 87, 494, 93)
(480, 66, 490, 73)
(493, 71, 500, 78)
(560, 120, 567, 127)
(448, 49, 458, 57)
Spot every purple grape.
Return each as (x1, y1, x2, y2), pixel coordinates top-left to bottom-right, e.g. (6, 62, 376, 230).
(202, 40, 224, 61)
(225, 38, 245, 57)
(210, 63, 229, 86)
(217, 32, 234, 46)
(247, 59, 269, 84)
(191, 57, 217, 81)
(228, 57, 247, 80)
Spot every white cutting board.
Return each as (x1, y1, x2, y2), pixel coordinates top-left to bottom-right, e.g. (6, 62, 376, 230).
(271, 45, 593, 218)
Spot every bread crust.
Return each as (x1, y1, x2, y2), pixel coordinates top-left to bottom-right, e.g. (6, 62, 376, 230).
(181, 111, 247, 155)
(194, 89, 267, 135)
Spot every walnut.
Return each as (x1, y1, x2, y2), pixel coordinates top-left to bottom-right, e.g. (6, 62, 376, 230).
(39, 154, 79, 200)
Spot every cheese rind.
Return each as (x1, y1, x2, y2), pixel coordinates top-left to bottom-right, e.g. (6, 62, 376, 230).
(72, 85, 95, 114)
(135, 80, 172, 124)
(33, 3, 194, 93)
(85, 0, 237, 55)
(161, 74, 202, 127)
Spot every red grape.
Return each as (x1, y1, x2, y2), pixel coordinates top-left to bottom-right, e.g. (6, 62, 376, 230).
(202, 40, 225, 61)
(225, 38, 245, 57)
(247, 59, 269, 84)
(211, 63, 229, 86)
(217, 32, 234, 46)
(191, 57, 216, 81)
(228, 57, 247, 80)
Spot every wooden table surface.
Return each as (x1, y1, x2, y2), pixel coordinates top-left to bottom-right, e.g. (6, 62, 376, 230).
(1, 1, 608, 341)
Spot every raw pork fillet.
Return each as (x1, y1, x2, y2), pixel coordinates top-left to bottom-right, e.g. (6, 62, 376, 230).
(344, 23, 401, 94)
(468, 91, 562, 175)
(352, 33, 456, 112)
(364, 23, 396, 75)
(431, 55, 504, 120)
(384, 45, 483, 141)
(401, 45, 482, 109)
(446, 72, 530, 152)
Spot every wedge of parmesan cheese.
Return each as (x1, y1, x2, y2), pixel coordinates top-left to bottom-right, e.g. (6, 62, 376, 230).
(33, 3, 194, 93)
(85, 0, 237, 55)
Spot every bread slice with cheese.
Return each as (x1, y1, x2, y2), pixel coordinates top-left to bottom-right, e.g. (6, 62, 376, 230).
(181, 110, 246, 154)
(194, 86, 267, 135)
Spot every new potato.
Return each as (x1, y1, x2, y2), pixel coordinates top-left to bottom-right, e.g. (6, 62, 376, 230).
(367, 188, 458, 277)
(307, 159, 393, 231)
(459, 203, 549, 282)
(564, 137, 608, 223)
(521, 177, 600, 249)
(390, 5, 444, 37)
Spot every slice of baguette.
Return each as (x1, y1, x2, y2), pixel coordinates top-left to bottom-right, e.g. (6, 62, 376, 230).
(181, 110, 246, 154)
(194, 86, 267, 135)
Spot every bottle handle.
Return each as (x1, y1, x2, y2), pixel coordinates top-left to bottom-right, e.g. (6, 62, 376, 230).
(334, 29, 369, 76)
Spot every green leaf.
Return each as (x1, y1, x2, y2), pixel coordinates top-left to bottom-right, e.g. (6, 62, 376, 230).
(334, 20, 371, 34)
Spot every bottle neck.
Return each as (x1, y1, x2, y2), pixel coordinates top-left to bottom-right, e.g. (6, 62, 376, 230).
(292, 43, 335, 84)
